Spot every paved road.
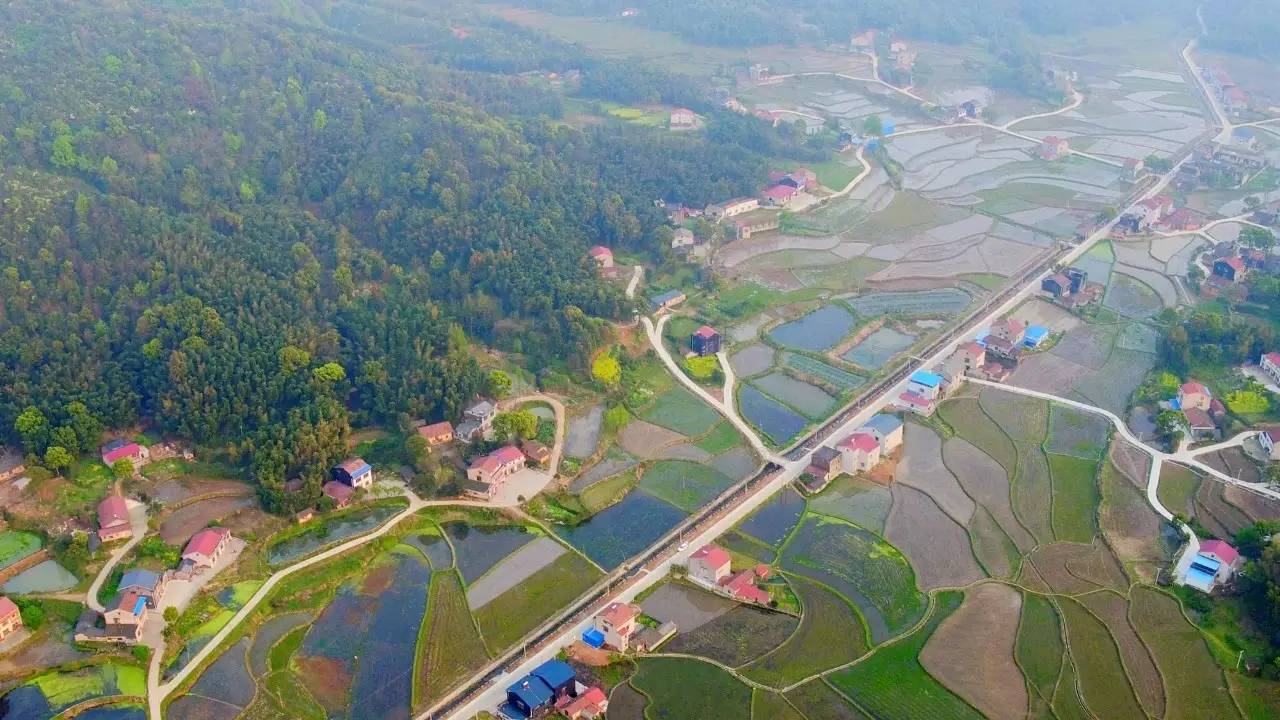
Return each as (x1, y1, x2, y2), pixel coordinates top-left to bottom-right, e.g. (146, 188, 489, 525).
(502, 393, 566, 477)
(86, 499, 149, 613)
(625, 265, 643, 300)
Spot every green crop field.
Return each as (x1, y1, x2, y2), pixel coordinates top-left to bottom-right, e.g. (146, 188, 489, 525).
(1048, 453, 1101, 543)
(633, 657, 752, 719)
(474, 552, 601, 654)
(782, 517, 925, 638)
(781, 352, 867, 391)
(1053, 657, 1094, 720)
(1016, 593, 1064, 699)
(741, 577, 870, 686)
(265, 670, 326, 719)
(416, 571, 490, 704)
(1131, 587, 1242, 720)
(1229, 674, 1280, 720)
(270, 625, 308, 672)
(1058, 598, 1144, 718)
(937, 398, 1017, 474)
(829, 591, 983, 720)
(639, 460, 733, 512)
(640, 386, 720, 436)
(785, 680, 874, 720)
(752, 689, 806, 720)
(0, 530, 42, 569)
(695, 421, 742, 454)
(579, 471, 637, 514)
(1156, 463, 1201, 517)
(810, 159, 864, 191)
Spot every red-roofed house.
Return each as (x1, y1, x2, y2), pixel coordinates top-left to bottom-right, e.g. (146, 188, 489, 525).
(103, 589, 148, 642)
(838, 432, 882, 473)
(1213, 256, 1246, 283)
(950, 341, 987, 374)
(1259, 428, 1280, 461)
(755, 564, 772, 580)
(895, 390, 934, 416)
(688, 544, 731, 585)
(465, 446, 526, 497)
(0, 596, 21, 641)
(521, 440, 551, 466)
(1039, 136, 1069, 161)
(588, 245, 614, 269)
(562, 686, 609, 719)
(1184, 407, 1216, 439)
(1263, 352, 1280, 385)
(1136, 195, 1173, 224)
(850, 29, 877, 50)
(761, 184, 799, 208)
(97, 495, 133, 543)
(100, 440, 150, 467)
(1179, 381, 1212, 411)
(990, 318, 1028, 344)
(1200, 539, 1241, 569)
(417, 421, 454, 446)
(719, 570, 770, 605)
(182, 527, 232, 569)
(322, 480, 355, 508)
(1161, 208, 1201, 232)
(690, 325, 721, 356)
(592, 602, 641, 651)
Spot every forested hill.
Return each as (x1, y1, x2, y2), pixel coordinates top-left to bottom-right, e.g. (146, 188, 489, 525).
(0, 0, 811, 508)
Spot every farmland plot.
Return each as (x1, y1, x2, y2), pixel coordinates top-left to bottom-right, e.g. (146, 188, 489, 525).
(1058, 598, 1145, 719)
(1016, 593, 1064, 702)
(740, 577, 870, 686)
(633, 658, 752, 719)
(920, 583, 1028, 720)
(1047, 405, 1110, 459)
(885, 483, 985, 590)
(1077, 592, 1165, 716)
(808, 475, 892, 533)
(1131, 587, 1241, 720)
(942, 438, 1035, 551)
(663, 604, 800, 668)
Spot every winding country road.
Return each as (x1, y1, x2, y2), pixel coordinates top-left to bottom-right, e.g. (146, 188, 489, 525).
(85, 500, 149, 613)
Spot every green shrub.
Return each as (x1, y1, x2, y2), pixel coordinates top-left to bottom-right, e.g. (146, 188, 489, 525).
(1226, 390, 1268, 415)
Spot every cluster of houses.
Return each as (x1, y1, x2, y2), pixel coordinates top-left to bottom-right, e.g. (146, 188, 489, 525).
(504, 659, 606, 719)
(804, 413, 905, 490)
(1201, 67, 1252, 117)
(1178, 134, 1269, 191)
(1170, 381, 1229, 441)
(1040, 266, 1097, 303)
(0, 596, 22, 643)
(761, 168, 819, 209)
(464, 443, 544, 499)
(1116, 195, 1201, 235)
(686, 543, 772, 604)
(582, 601, 676, 655)
(1179, 539, 1243, 593)
(849, 30, 916, 77)
(1206, 241, 1277, 291)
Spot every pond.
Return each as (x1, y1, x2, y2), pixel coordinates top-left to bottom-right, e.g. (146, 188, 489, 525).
(841, 327, 917, 370)
(564, 405, 603, 458)
(554, 490, 687, 570)
(750, 373, 835, 418)
(736, 487, 806, 547)
(2, 560, 77, 594)
(168, 638, 254, 720)
(71, 704, 146, 720)
(767, 305, 856, 352)
(739, 386, 809, 446)
(446, 524, 536, 584)
(844, 288, 971, 316)
(0, 663, 146, 720)
(403, 532, 454, 570)
(249, 612, 312, 676)
(348, 553, 433, 720)
(267, 501, 406, 566)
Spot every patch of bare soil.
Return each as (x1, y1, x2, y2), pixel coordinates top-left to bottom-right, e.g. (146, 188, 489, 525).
(1110, 439, 1150, 489)
(296, 655, 353, 713)
(1193, 480, 1253, 539)
(896, 423, 975, 525)
(1223, 484, 1280, 523)
(1029, 540, 1128, 595)
(921, 583, 1028, 720)
(944, 438, 1036, 551)
(618, 420, 686, 459)
(158, 496, 255, 544)
(1077, 592, 1165, 717)
(885, 484, 984, 590)
(1100, 457, 1167, 578)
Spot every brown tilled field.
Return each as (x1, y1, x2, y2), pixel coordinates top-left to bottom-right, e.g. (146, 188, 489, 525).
(1193, 480, 1254, 539)
(943, 438, 1036, 551)
(1028, 541, 1127, 595)
(1223, 484, 1280, 523)
(885, 484, 984, 590)
(1099, 457, 1168, 579)
(158, 495, 256, 544)
(920, 583, 1028, 720)
(896, 423, 975, 525)
(617, 419, 686, 459)
(1110, 439, 1150, 489)
(1077, 591, 1166, 717)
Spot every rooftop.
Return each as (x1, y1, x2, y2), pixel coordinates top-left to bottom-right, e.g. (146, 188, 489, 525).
(184, 527, 230, 558)
(531, 658, 575, 689)
(1180, 381, 1208, 396)
(598, 602, 641, 627)
(322, 480, 355, 502)
(861, 413, 903, 436)
(909, 370, 943, 388)
(691, 544, 731, 568)
(839, 432, 879, 453)
(337, 457, 371, 476)
(0, 596, 17, 621)
(98, 495, 129, 526)
(119, 569, 161, 592)
(417, 421, 454, 438)
(693, 325, 718, 339)
(1199, 539, 1239, 565)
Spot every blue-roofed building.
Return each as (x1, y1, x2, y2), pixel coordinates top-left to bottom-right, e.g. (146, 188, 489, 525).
(1023, 325, 1050, 348)
(531, 659, 576, 698)
(333, 457, 373, 489)
(650, 289, 687, 311)
(118, 569, 164, 601)
(582, 628, 605, 648)
(1184, 553, 1222, 593)
(858, 413, 904, 453)
(505, 676, 554, 718)
(907, 370, 944, 400)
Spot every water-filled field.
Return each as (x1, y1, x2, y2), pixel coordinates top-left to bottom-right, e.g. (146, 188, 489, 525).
(2, 559, 77, 594)
(751, 373, 836, 418)
(768, 304, 857, 352)
(739, 386, 809, 445)
(842, 327, 917, 369)
(267, 501, 405, 565)
(554, 490, 687, 569)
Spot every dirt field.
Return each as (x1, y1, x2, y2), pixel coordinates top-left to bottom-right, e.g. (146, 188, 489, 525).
(920, 583, 1028, 720)
(151, 478, 251, 504)
(895, 423, 975, 525)
(159, 496, 256, 544)
(1223, 484, 1280, 523)
(640, 581, 738, 633)
(886, 484, 984, 590)
(618, 420, 687, 459)
(1077, 591, 1165, 717)
(943, 438, 1036, 551)
(1101, 454, 1168, 578)
(1027, 540, 1129, 595)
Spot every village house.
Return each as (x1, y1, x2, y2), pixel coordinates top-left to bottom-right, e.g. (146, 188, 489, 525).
(720, 569, 771, 604)
(1243, 248, 1267, 270)
(906, 370, 944, 401)
(894, 390, 934, 416)
(649, 289, 687, 311)
(322, 480, 355, 508)
(983, 335, 1021, 364)
(1213, 256, 1246, 283)
(1261, 352, 1280, 385)
(1023, 325, 1050, 349)
(1160, 208, 1201, 232)
(705, 197, 759, 221)
(1038, 136, 1069, 161)
(690, 325, 721, 356)
(1183, 539, 1242, 593)
(118, 569, 165, 604)
(687, 544, 731, 585)
(1178, 381, 1212, 411)
(1123, 157, 1145, 181)
(0, 596, 21, 641)
(838, 432, 881, 474)
(889, 38, 908, 56)
(860, 413, 904, 454)
(182, 527, 233, 570)
(733, 216, 781, 240)
(1184, 407, 1216, 440)
(671, 227, 696, 249)
(761, 183, 799, 208)
(959, 100, 982, 120)
(850, 29, 876, 50)
(97, 494, 133, 543)
(989, 318, 1028, 345)
(103, 590, 148, 642)
(587, 245, 614, 269)
(465, 445, 526, 498)
(592, 602, 641, 651)
(1259, 428, 1280, 461)
(669, 108, 697, 129)
(1042, 273, 1073, 297)
(417, 421, 455, 446)
(332, 457, 373, 489)
(0, 449, 26, 484)
(561, 687, 608, 720)
(100, 439, 150, 468)
(748, 63, 770, 81)
(456, 399, 497, 442)
(521, 440, 550, 467)
(505, 659, 577, 719)
(947, 341, 987, 377)
(804, 446, 844, 485)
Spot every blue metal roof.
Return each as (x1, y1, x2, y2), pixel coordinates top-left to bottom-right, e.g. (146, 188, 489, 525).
(1025, 325, 1049, 339)
(120, 569, 160, 592)
(506, 677, 553, 710)
(582, 628, 605, 648)
(1169, 397, 1182, 411)
(909, 370, 943, 388)
(349, 463, 371, 477)
(861, 414, 903, 435)
(131, 596, 148, 616)
(1193, 553, 1222, 573)
(650, 289, 685, 306)
(531, 659, 575, 689)
(1186, 566, 1217, 589)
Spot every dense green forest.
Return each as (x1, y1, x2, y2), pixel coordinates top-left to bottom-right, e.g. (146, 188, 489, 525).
(0, 0, 823, 509)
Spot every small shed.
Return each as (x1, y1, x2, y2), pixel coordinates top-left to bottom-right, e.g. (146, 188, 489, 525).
(582, 628, 606, 648)
(1023, 325, 1050, 348)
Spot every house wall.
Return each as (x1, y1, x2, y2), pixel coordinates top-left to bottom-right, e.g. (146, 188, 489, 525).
(688, 559, 728, 586)
(1262, 356, 1280, 384)
(0, 613, 20, 639)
